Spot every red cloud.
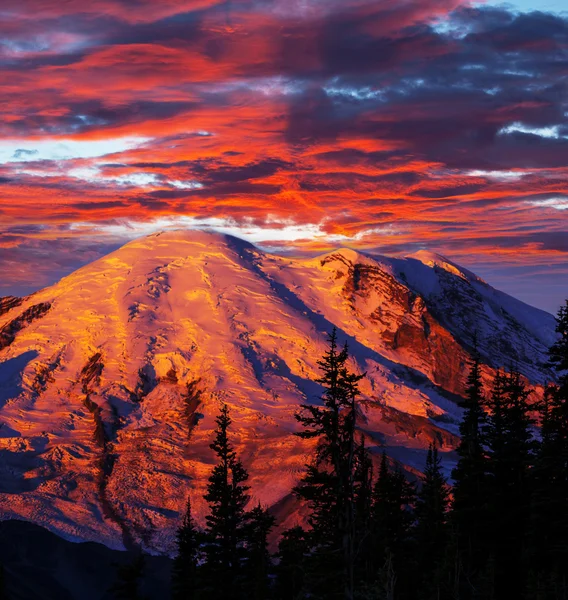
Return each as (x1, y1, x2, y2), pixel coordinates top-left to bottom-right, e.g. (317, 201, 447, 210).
(0, 0, 566, 313)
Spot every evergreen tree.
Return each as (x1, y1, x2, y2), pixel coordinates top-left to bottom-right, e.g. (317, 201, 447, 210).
(275, 526, 309, 600)
(484, 369, 534, 599)
(549, 301, 568, 384)
(353, 436, 374, 586)
(172, 496, 200, 600)
(110, 554, 146, 600)
(368, 452, 415, 599)
(451, 343, 489, 598)
(242, 503, 275, 600)
(531, 300, 568, 597)
(414, 443, 450, 600)
(201, 404, 250, 600)
(293, 328, 365, 600)
(353, 435, 374, 536)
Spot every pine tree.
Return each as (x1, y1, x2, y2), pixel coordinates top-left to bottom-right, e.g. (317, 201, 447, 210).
(201, 404, 250, 600)
(549, 301, 568, 384)
(531, 300, 568, 597)
(110, 554, 146, 600)
(378, 550, 397, 600)
(275, 526, 309, 600)
(293, 328, 365, 600)
(414, 443, 450, 600)
(451, 343, 489, 598)
(242, 503, 275, 600)
(484, 369, 534, 599)
(368, 452, 415, 599)
(172, 496, 200, 600)
(353, 436, 374, 586)
(353, 435, 374, 535)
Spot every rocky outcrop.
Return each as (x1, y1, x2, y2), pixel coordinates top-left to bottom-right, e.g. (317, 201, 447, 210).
(0, 302, 51, 350)
(80, 353, 104, 394)
(0, 296, 23, 317)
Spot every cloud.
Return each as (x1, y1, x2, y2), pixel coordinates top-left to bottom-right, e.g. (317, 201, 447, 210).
(0, 137, 149, 164)
(0, 0, 566, 312)
(527, 197, 568, 210)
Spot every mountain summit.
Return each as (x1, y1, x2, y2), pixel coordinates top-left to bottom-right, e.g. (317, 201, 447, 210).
(0, 230, 555, 552)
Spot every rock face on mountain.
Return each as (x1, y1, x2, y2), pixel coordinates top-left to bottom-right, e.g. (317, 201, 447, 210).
(0, 230, 556, 553)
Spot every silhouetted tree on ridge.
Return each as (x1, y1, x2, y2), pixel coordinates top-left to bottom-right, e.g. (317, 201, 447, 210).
(199, 404, 251, 600)
(484, 369, 534, 598)
(451, 340, 490, 598)
(530, 300, 568, 597)
(172, 496, 199, 600)
(291, 328, 366, 600)
(414, 443, 450, 600)
(167, 301, 568, 600)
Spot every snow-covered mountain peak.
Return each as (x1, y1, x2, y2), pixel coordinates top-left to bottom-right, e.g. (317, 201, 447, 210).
(407, 249, 484, 284)
(0, 230, 557, 554)
(317, 247, 369, 265)
(102, 228, 260, 269)
(123, 228, 256, 253)
(312, 247, 395, 278)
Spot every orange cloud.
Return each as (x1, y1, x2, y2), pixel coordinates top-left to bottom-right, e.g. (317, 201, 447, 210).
(0, 0, 566, 313)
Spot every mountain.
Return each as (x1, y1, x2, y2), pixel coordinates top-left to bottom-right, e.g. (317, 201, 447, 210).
(0, 230, 556, 554)
(0, 520, 171, 600)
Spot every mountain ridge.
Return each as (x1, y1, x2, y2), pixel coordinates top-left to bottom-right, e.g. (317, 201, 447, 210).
(0, 229, 556, 554)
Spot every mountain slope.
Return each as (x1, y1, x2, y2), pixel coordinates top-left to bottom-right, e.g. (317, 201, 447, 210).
(0, 230, 556, 553)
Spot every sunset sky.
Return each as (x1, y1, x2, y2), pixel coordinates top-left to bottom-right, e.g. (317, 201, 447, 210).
(0, 0, 566, 313)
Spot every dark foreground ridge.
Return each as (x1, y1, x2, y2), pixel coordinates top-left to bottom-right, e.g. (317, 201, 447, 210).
(0, 520, 171, 600)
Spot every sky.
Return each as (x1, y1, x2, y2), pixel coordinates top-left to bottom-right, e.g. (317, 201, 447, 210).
(0, 0, 566, 314)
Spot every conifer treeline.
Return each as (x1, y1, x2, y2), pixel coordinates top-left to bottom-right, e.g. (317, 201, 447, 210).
(170, 300, 568, 600)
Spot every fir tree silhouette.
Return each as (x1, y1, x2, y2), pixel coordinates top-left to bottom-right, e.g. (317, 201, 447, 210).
(275, 526, 309, 600)
(414, 443, 450, 600)
(531, 300, 568, 597)
(172, 496, 199, 600)
(451, 340, 489, 598)
(242, 502, 275, 600)
(484, 369, 534, 598)
(292, 328, 365, 600)
(200, 404, 250, 600)
(369, 452, 415, 599)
